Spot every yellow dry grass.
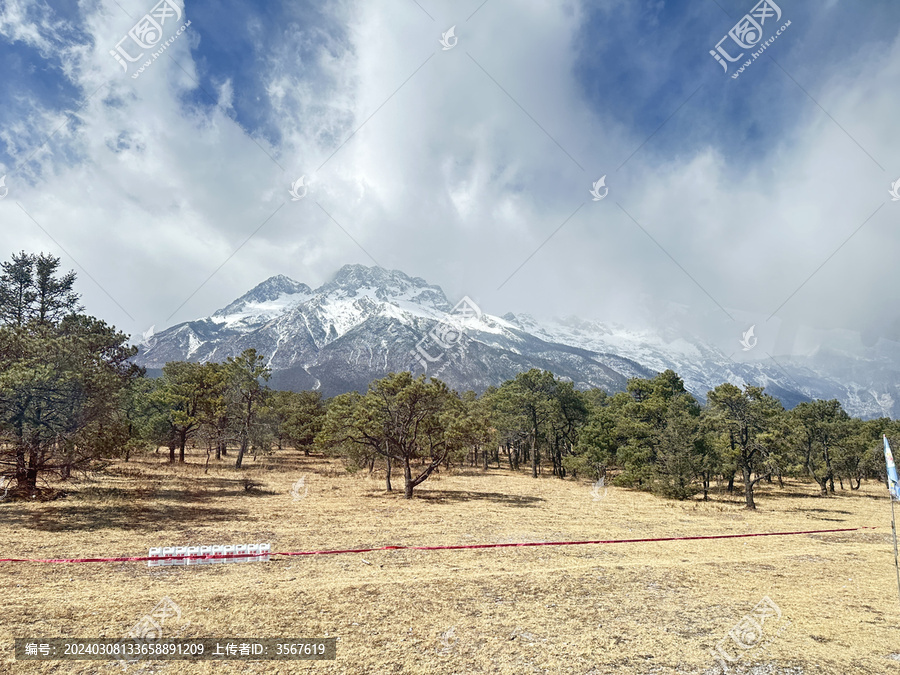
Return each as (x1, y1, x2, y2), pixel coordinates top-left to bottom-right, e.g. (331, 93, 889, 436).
(1, 448, 898, 674)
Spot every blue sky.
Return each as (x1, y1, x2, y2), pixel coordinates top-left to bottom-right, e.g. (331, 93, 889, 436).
(0, 0, 899, 359)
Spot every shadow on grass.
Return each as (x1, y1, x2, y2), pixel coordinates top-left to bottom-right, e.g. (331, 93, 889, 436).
(752, 490, 885, 504)
(122, 451, 330, 469)
(391, 489, 545, 506)
(68, 479, 280, 503)
(1, 503, 250, 532)
(789, 507, 853, 515)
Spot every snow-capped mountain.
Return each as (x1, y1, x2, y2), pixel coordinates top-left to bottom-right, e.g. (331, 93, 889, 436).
(135, 264, 900, 419)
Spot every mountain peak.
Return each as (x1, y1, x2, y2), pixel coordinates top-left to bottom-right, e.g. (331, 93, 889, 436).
(253, 274, 309, 296)
(329, 264, 421, 289)
(321, 264, 450, 310)
(214, 275, 311, 318)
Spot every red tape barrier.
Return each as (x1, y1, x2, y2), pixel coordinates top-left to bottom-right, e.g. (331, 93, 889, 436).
(0, 526, 874, 564)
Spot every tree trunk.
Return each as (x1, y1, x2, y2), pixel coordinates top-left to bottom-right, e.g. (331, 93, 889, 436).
(179, 433, 186, 464)
(236, 398, 251, 468)
(235, 433, 247, 469)
(25, 446, 39, 496)
(824, 442, 835, 494)
(403, 458, 413, 499)
(385, 455, 392, 492)
(726, 472, 735, 493)
(742, 464, 756, 510)
(168, 435, 176, 464)
(530, 432, 538, 479)
(15, 446, 27, 492)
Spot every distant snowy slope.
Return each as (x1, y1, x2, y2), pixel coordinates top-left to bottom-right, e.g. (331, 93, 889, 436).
(135, 265, 900, 418)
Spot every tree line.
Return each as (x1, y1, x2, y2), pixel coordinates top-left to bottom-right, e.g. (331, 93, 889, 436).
(316, 367, 894, 507)
(0, 252, 894, 507)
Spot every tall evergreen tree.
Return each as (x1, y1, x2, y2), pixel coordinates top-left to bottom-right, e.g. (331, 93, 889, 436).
(615, 370, 691, 488)
(790, 399, 850, 495)
(706, 383, 784, 509)
(0, 252, 80, 328)
(490, 369, 560, 478)
(566, 389, 624, 480)
(653, 394, 704, 499)
(0, 251, 36, 328)
(155, 361, 214, 463)
(32, 253, 81, 325)
(226, 349, 271, 469)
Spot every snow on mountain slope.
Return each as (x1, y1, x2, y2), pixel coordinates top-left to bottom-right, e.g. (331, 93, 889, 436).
(135, 264, 900, 418)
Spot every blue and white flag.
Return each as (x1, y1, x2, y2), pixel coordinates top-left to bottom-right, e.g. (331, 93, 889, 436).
(884, 435, 900, 501)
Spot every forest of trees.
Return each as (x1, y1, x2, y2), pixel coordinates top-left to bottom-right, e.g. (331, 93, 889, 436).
(0, 252, 895, 505)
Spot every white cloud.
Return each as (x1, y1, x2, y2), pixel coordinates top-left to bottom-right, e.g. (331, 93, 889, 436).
(0, 0, 897, 362)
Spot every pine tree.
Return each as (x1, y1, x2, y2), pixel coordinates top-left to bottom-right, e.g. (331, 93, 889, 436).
(0, 251, 36, 327)
(226, 349, 271, 469)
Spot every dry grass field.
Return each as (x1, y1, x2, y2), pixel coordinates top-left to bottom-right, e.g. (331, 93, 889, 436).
(1, 448, 899, 674)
